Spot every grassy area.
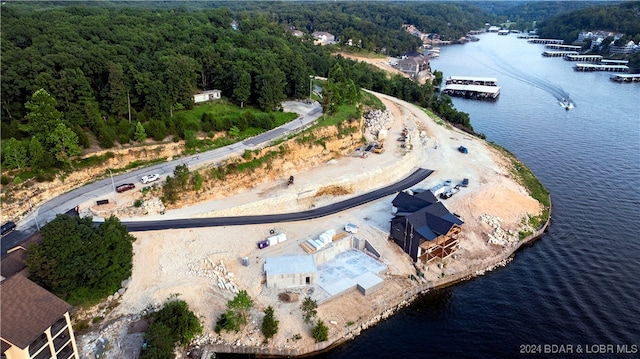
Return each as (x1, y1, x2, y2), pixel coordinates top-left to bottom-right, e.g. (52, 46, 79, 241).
(360, 91, 386, 110)
(184, 100, 297, 128)
(315, 104, 360, 128)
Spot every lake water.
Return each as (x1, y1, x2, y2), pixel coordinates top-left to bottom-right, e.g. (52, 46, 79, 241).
(319, 33, 640, 358)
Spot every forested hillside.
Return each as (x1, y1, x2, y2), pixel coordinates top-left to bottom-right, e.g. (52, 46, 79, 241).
(471, 1, 613, 30)
(1, 2, 482, 175)
(536, 1, 640, 44)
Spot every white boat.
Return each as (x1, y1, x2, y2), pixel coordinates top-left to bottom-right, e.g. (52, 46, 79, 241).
(560, 98, 574, 111)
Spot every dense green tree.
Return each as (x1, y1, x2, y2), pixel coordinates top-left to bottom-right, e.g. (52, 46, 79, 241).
(215, 290, 254, 333)
(134, 121, 147, 142)
(300, 297, 318, 324)
(261, 306, 279, 340)
(104, 62, 130, 119)
(25, 214, 135, 305)
(23, 88, 63, 140)
(142, 299, 202, 358)
(47, 122, 81, 165)
(1, 138, 28, 170)
(233, 69, 252, 108)
(28, 137, 51, 168)
(311, 320, 329, 342)
(255, 62, 286, 111)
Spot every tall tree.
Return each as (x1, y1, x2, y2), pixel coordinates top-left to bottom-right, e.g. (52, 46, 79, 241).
(255, 61, 286, 111)
(23, 88, 63, 140)
(233, 69, 252, 108)
(134, 121, 147, 142)
(104, 62, 130, 119)
(261, 305, 279, 340)
(47, 122, 81, 165)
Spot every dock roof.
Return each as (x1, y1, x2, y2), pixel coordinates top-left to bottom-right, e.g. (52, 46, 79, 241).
(448, 76, 497, 83)
(443, 84, 501, 94)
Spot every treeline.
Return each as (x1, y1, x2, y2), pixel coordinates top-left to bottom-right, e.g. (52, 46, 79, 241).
(1, 3, 477, 174)
(536, 1, 640, 45)
(471, 1, 610, 31)
(221, 1, 487, 53)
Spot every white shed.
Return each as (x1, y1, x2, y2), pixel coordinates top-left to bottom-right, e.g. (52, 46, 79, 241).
(193, 89, 221, 103)
(264, 255, 317, 288)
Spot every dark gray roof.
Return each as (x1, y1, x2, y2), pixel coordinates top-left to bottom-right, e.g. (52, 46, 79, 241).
(392, 191, 435, 213)
(395, 191, 463, 242)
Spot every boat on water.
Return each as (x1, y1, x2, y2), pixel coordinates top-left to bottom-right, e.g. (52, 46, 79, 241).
(560, 98, 574, 111)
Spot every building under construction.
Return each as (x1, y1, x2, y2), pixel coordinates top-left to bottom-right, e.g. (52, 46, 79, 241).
(389, 191, 463, 263)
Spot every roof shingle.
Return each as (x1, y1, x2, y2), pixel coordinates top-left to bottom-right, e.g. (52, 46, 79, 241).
(1, 275, 72, 349)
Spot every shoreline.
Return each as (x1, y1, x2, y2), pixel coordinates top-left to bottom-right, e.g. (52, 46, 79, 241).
(204, 198, 551, 357)
(73, 93, 550, 358)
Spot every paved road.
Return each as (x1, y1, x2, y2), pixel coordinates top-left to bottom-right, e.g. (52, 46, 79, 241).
(121, 168, 433, 232)
(1, 101, 323, 256)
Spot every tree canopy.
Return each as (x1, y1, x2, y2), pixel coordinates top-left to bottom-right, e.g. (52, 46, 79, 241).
(25, 214, 136, 305)
(142, 298, 202, 359)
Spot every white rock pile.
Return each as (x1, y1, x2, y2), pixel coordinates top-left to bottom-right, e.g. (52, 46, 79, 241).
(479, 214, 517, 246)
(189, 259, 239, 294)
(363, 109, 391, 139)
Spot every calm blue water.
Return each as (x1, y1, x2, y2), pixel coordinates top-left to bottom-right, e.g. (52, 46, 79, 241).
(319, 34, 640, 358)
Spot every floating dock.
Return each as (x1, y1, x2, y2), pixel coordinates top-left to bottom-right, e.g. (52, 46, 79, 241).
(528, 38, 564, 44)
(443, 76, 500, 100)
(542, 51, 579, 57)
(610, 74, 640, 83)
(545, 44, 581, 50)
(565, 55, 603, 62)
(574, 63, 629, 72)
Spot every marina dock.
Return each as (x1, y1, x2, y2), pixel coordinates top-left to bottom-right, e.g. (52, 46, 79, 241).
(565, 55, 603, 62)
(543, 50, 579, 57)
(610, 74, 640, 82)
(442, 76, 500, 100)
(545, 44, 581, 50)
(528, 38, 564, 44)
(574, 63, 629, 72)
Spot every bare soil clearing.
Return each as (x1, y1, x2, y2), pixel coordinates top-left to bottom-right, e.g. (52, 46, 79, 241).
(75, 93, 542, 358)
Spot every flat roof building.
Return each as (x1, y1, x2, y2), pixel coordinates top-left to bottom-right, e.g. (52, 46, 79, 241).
(264, 255, 317, 288)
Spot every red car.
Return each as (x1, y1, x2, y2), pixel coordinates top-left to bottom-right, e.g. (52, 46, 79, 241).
(116, 183, 135, 193)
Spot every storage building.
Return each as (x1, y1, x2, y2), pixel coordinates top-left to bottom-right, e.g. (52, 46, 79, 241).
(264, 255, 317, 288)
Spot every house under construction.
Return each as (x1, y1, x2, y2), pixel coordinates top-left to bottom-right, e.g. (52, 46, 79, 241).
(389, 190, 463, 263)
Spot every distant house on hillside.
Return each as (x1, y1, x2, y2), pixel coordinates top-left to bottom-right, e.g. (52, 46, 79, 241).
(312, 31, 336, 45)
(193, 89, 221, 103)
(1, 275, 79, 359)
(389, 190, 463, 263)
(396, 54, 431, 79)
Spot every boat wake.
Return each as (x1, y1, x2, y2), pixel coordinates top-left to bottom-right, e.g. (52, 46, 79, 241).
(480, 52, 576, 109)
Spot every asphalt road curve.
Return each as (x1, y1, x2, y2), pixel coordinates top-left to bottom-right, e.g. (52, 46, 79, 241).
(121, 168, 433, 232)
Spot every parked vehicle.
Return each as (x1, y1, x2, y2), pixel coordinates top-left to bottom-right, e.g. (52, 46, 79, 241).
(116, 183, 136, 193)
(141, 174, 160, 184)
(462, 178, 469, 187)
(1, 221, 16, 236)
(458, 146, 468, 154)
(373, 143, 385, 154)
(345, 223, 359, 234)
